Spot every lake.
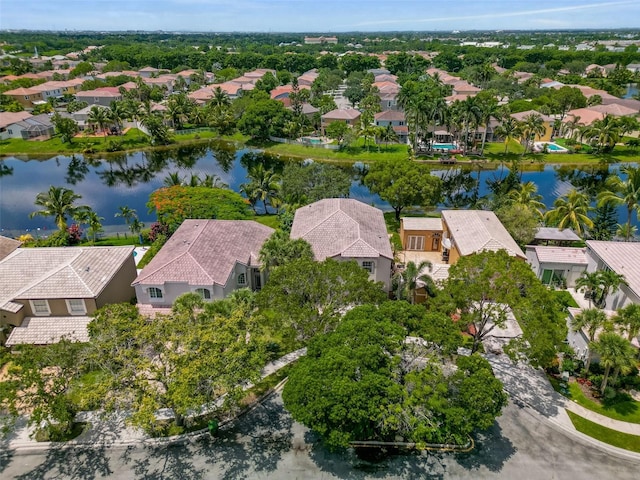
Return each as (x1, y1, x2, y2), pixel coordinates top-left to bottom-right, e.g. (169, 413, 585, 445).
(0, 141, 637, 237)
(624, 83, 638, 99)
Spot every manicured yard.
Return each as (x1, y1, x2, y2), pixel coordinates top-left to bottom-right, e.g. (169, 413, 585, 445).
(566, 382, 640, 424)
(264, 138, 410, 163)
(567, 411, 640, 453)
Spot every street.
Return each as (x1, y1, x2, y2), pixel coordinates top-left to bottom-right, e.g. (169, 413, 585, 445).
(1, 392, 639, 479)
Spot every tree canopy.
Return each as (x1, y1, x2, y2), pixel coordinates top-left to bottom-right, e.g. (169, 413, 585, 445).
(147, 185, 251, 232)
(282, 302, 506, 449)
(364, 159, 442, 220)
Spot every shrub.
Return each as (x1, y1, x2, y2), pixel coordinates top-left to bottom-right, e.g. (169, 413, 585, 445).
(146, 222, 170, 243)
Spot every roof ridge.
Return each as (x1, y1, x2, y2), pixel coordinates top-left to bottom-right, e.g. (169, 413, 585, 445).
(11, 248, 83, 299)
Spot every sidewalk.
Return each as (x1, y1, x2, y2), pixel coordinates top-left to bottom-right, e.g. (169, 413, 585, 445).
(1, 348, 307, 454)
(487, 353, 640, 460)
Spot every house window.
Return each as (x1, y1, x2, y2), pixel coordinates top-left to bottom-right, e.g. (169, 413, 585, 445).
(362, 261, 375, 274)
(66, 299, 86, 315)
(399, 121, 404, 126)
(148, 287, 163, 299)
(237, 273, 246, 286)
(195, 288, 211, 299)
(407, 235, 425, 251)
(8, 129, 13, 135)
(30, 299, 50, 316)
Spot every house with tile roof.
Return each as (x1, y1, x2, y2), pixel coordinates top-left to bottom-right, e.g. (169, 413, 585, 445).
(399, 211, 525, 267)
(585, 241, 640, 310)
(0, 246, 136, 346)
(290, 199, 393, 291)
(133, 220, 274, 308)
(321, 108, 361, 133)
(75, 88, 122, 106)
(0, 235, 21, 260)
(510, 110, 553, 142)
(2, 86, 45, 109)
(0, 112, 54, 140)
(525, 246, 588, 288)
(374, 110, 408, 143)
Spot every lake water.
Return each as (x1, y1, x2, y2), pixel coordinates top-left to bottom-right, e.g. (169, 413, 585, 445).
(0, 142, 636, 236)
(624, 83, 638, 99)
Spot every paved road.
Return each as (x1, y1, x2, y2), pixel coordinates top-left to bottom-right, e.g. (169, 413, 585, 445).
(1, 393, 639, 479)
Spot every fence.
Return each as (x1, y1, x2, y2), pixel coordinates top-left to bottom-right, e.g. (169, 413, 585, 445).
(174, 127, 218, 135)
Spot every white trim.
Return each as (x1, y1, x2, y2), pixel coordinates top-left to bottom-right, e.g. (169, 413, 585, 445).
(65, 298, 87, 315)
(237, 273, 246, 286)
(148, 287, 164, 300)
(30, 299, 51, 316)
(362, 260, 375, 274)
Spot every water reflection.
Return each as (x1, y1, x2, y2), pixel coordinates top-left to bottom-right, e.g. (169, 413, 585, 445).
(0, 141, 637, 235)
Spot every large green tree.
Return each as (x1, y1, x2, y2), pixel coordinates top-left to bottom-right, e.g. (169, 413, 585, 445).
(438, 250, 566, 367)
(592, 332, 636, 394)
(147, 186, 251, 232)
(282, 302, 506, 449)
(281, 162, 352, 206)
(86, 299, 266, 432)
(364, 159, 442, 221)
(258, 230, 314, 274)
(258, 258, 387, 342)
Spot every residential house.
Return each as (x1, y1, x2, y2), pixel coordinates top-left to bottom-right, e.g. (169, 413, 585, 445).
(399, 210, 525, 266)
(1, 87, 44, 109)
(75, 88, 122, 106)
(510, 110, 553, 142)
(297, 69, 319, 87)
(525, 246, 588, 287)
(374, 110, 408, 143)
(0, 112, 54, 140)
(321, 108, 361, 132)
(132, 220, 274, 308)
(627, 63, 640, 73)
(564, 107, 606, 127)
(1, 246, 136, 346)
(585, 241, 640, 310)
(450, 80, 481, 96)
(290, 199, 393, 291)
(138, 66, 160, 78)
(533, 227, 581, 246)
(72, 104, 109, 131)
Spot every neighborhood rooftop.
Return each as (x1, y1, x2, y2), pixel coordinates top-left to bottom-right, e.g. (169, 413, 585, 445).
(535, 227, 581, 243)
(528, 246, 589, 265)
(586, 241, 640, 299)
(132, 220, 274, 288)
(291, 198, 393, 261)
(0, 246, 135, 312)
(6, 316, 91, 346)
(442, 210, 525, 258)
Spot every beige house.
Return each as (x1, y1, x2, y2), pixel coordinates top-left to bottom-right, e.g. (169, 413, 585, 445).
(1, 246, 136, 346)
(510, 110, 553, 142)
(321, 109, 361, 132)
(133, 220, 274, 309)
(290, 199, 393, 291)
(400, 210, 525, 265)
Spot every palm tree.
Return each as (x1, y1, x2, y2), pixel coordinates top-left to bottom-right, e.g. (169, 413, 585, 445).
(520, 113, 546, 156)
(478, 98, 500, 155)
(210, 86, 231, 108)
(597, 166, 640, 241)
(544, 189, 593, 237)
(394, 260, 434, 304)
(581, 115, 621, 153)
(86, 211, 104, 244)
(596, 270, 626, 309)
(200, 174, 228, 189)
(592, 332, 636, 394)
(571, 308, 608, 372)
(29, 186, 85, 231)
(575, 271, 602, 308)
(87, 106, 109, 136)
(163, 172, 185, 187)
(506, 181, 546, 218)
(615, 223, 638, 241)
(613, 304, 640, 342)
(494, 117, 522, 154)
(115, 205, 138, 230)
(108, 101, 127, 134)
(456, 96, 482, 154)
(243, 165, 281, 215)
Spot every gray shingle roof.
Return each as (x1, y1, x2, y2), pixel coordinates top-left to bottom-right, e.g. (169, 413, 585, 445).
(535, 227, 581, 242)
(290, 199, 393, 261)
(5, 316, 91, 346)
(133, 220, 275, 287)
(0, 246, 135, 310)
(442, 210, 525, 259)
(586, 241, 640, 298)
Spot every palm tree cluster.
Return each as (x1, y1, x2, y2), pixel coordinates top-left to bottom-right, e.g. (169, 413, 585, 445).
(574, 115, 639, 154)
(575, 270, 626, 309)
(240, 164, 281, 215)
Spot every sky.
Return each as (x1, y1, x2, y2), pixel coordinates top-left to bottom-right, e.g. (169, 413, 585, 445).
(0, 0, 639, 32)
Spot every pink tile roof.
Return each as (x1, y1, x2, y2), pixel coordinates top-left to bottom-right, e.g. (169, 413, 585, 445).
(0, 111, 33, 129)
(565, 108, 606, 126)
(322, 109, 361, 121)
(588, 103, 638, 117)
(290, 199, 393, 261)
(133, 220, 274, 287)
(529, 246, 588, 265)
(6, 316, 92, 346)
(510, 110, 552, 122)
(375, 110, 405, 122)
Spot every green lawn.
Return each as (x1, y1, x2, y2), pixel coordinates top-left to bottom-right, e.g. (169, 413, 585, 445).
(567, 410, 640, 453)
(263, 139, 410, 164)
(566, 382, 640, 424)
(252, 214, 280, 229)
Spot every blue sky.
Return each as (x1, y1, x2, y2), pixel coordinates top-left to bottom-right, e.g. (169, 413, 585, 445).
(1, 0, 638, 32)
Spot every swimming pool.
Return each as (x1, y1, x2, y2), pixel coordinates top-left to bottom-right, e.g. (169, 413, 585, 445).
(432, 143, 458, 150)
(535, 142, 568, 153)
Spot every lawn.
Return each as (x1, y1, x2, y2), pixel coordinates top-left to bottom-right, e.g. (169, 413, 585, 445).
(263, 138, 410, 164)
(567, 411, 640, 453)
(566, 382, 640, 424)
(252, 214, 280, 229)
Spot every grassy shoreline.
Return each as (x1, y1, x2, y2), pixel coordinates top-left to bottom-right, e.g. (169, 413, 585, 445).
(2, 131, 639, 166)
